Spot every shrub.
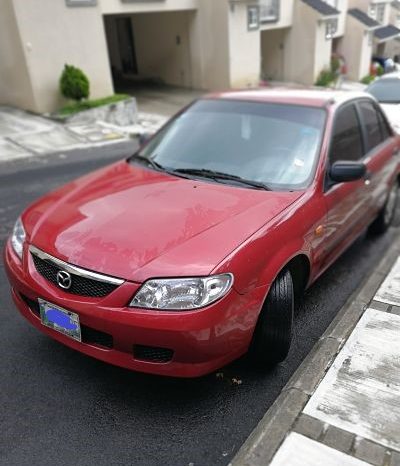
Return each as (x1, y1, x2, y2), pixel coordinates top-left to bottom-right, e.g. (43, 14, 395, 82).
(60, 64, 90, 102)
(360, 74, 375, 85)
(376, 63, 384, 76)
(315, 69, 336, 87)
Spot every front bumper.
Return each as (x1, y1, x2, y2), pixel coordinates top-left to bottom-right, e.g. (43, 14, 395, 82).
(4, 240, 266, 377)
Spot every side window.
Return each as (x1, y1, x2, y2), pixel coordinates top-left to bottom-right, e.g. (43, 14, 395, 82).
(358, 101, 383, 151)
(376, 106, 392, 141)
(330, 104, 364, 164)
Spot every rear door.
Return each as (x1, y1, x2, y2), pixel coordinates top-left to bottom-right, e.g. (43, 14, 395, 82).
(322, 102, 370, 265)
(356, 99, 398, 215)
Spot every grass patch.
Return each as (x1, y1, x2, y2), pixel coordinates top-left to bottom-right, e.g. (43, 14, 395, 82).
(59, 94, 130, 116)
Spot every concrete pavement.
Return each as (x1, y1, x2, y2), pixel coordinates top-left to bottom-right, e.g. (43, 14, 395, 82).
(231, 234, 400, 466)
(0, 106, 167, 163)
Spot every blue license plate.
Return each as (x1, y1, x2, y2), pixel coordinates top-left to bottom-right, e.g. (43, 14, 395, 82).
(39, 299, 81, 342)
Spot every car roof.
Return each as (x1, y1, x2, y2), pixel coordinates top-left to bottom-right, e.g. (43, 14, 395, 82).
(205, 88, 371, 109)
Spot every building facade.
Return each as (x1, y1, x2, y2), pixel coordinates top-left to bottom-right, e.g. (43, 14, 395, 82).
(339, 0, 400, 81)
(1, 0, 400, 114)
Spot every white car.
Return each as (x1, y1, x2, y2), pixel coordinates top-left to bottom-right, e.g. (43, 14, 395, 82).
(366, 72, 400, 133)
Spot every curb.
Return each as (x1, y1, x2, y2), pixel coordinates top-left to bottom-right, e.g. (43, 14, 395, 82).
(229, 233, 400, 466)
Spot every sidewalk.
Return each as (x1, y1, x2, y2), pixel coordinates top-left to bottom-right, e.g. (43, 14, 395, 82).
(0, 106, 167, 163)
(231, 237, 400, 466)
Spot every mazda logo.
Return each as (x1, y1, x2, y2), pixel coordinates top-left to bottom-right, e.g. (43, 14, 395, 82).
(56, 270, 72, 290)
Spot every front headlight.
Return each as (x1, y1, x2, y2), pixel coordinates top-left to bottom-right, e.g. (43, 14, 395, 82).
(130, 274, 234, 310)
(11, 217, 26, 260)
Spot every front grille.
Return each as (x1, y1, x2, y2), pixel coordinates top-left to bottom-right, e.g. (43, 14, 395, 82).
(31, 254, 119, 298)
(19, 293, 113, 349)
(133, 344, 174, 363)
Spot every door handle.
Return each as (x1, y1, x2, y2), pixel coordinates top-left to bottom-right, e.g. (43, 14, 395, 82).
(392, 147, 399, 157)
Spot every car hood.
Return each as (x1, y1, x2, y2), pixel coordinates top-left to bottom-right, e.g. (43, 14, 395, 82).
(380, 103, 400, 133)
(25, 161, 304, 282)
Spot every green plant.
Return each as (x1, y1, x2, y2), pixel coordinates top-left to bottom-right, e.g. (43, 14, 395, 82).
(360, 74, 375, 85)
(58, 94, 130, 116)
(376, 63, 384, 76)
(315, 69, 336, 87)
(60, 64, 90, 102)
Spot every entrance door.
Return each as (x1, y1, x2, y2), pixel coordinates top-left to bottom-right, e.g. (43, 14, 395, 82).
(116, 17, 138, 74)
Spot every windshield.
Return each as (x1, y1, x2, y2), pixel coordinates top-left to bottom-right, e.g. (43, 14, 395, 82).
(134, 99, 326, 190)
(367, 79, 400, 103)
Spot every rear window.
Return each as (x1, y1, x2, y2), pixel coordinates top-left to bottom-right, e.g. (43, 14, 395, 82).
(358, 101, 383, 151)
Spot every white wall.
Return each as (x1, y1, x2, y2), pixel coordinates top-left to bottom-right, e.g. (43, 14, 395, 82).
(0, 0, 36, 110)
(12, 0, 114, 113)
(314, 19, 334, 79)
(285, 1, 317, 84)
(334, 0, 349, 38)
(360, 31, 373, 77)
(228, 4, 261, 88)
(340, 15, 371, 80)
(189, 0, 230, 90)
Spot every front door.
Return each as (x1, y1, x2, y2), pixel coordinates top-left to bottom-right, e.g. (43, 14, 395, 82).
(322, 102, 371, 265)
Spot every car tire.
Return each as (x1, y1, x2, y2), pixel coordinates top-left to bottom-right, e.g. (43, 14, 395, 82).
(250, 269, 294, 366)
(369, 182, 398, 235)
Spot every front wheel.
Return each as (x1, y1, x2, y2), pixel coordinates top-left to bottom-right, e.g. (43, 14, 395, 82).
(249, 269, 294, 366)
(369, 182, 398, 235)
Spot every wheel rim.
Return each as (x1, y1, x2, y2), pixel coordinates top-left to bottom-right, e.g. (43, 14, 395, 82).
(384, 184, 398, 225)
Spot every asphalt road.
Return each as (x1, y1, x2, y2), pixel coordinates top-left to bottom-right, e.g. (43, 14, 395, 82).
(1, 146, 399, 466)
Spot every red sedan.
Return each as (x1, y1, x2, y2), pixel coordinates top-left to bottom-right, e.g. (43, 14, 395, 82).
(4, 90, 400, 377)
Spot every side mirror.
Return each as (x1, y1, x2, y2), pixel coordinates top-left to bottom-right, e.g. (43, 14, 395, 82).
(329, 161, 367, 183)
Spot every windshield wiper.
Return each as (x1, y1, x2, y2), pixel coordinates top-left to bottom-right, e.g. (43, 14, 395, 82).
(171, 168, 272, 191)
(129, 155, 195, 180)
(130, 154, 166, 171)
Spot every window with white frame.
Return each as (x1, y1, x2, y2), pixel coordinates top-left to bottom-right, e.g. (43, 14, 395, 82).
(325, 18, 338, 40)
(248, 6, 260, 31)
(377, 3, 385, 22)
(259, 0, 279, 23)
(369, 3, 386, 23)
